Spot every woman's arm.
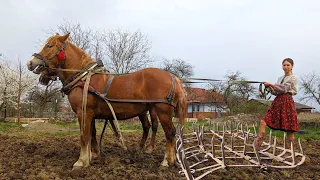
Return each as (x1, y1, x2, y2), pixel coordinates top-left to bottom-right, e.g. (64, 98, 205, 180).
(264, 76, 297, 95)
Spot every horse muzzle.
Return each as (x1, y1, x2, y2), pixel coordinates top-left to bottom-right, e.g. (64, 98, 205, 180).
(27, 58, 46, 74)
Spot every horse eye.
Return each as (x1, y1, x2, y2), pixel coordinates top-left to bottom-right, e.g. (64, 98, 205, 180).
(46, 44, 53, 48)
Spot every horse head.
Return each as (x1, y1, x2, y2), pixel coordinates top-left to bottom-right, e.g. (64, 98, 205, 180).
(27, 33, 70, 85)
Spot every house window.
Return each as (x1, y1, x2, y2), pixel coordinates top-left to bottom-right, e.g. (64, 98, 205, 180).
(196, 104, 200, 112)
(192, 104, 195, 111)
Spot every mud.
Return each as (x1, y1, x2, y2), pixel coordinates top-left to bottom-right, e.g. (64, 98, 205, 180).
(0, 126, 319, 180)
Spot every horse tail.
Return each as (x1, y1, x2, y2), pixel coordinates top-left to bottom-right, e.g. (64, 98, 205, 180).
(175, 77, 187, 125)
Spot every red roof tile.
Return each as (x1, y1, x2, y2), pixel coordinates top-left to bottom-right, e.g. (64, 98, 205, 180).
(186, 88, 225, 103)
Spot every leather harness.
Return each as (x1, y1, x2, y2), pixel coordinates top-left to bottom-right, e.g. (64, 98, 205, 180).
(61, 62, 177, 107)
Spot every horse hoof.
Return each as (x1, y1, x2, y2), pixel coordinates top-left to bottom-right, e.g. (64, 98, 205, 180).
(72, 165, 82, 171)
(161, 160, 169, 167)
(72, 159, 89, 170)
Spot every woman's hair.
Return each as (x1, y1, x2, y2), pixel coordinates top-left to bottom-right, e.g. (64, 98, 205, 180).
(282, 58, 294, 66)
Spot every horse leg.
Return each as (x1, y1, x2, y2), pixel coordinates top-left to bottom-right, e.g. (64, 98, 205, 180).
(91, 120, 100, 159)
(145, 109, 158, 154)
(109, 119, 127, 150)
(73, 112, 94, 169)
(138, 111, 151, 150)
(154, 104, 176, 167)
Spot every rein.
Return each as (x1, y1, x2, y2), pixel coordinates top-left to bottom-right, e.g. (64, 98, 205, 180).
(50, 65, 271, 100)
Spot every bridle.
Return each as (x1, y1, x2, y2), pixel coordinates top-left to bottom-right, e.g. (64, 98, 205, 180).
(32, 41, 67, 68)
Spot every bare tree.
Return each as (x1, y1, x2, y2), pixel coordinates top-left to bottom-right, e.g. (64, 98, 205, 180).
(0, 59, 12, 120)
(103, 29, 152, 74)
(0, 57, 35, 123)
(52, 21, 93, 53)
(89, 31, 105, 62)
(161, 58, 194, 78)
(208, 71, 256, 113)
(26, 81, 63, 118)
(49, 20, 106, 61)
(50, 22, 152, 72)
(13, 59, 35, 126)
(300, 71, 320, 105)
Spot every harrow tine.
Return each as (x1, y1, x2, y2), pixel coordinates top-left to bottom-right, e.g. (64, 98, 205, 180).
(291, 141, 296, 165)
(236, 121, 240, 132)
(269, 129, 273, 145)
(213, 122, 216, 133)
(253, 123, 257, 135)
(216, 122, 219, 133)
(253, 140, 261, 165)
(230, 121, 234, 139)
(211, 136, 215, 157)
(273, 136, 277, 155)
(231, 133, 234, 151)
(221, 133, 226, 167)
(298, 138, 304, 155)
(175, 120, 306, 180)
(243, 133, 248, 155)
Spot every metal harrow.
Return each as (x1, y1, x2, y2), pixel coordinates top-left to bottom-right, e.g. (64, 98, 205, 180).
(175, 121, 306, 180)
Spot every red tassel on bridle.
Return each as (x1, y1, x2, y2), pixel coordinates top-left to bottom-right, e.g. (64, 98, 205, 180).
(57, 50, 65, 60)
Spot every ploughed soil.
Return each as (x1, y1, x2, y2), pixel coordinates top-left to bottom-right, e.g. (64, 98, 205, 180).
(0, 122, 319, 180)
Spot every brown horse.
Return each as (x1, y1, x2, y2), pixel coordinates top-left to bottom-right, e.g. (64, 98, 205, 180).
(39, 70, 158, 153)
(27, 33, 187, 169)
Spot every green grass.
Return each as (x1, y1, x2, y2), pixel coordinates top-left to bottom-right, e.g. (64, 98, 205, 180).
(55, 121, 78, 127)
(0, 122, 26, 132)
(253, 127, 320, 140)
(1, 120, 319, 140)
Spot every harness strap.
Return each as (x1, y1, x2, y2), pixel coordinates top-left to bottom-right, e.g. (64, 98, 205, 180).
(77, 75, 177, 107)
(101, 75, 114, 97)
(81, 71, 94, 135)
(61, 63, 98, 95)
(166, 74, 176, 105)
(80, 73, 125, 148)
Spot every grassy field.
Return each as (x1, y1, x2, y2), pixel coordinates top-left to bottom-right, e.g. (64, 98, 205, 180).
(1, 117, 319, 139)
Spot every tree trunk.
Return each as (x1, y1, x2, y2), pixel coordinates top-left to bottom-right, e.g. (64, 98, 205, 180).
(18, 68, 22, 128)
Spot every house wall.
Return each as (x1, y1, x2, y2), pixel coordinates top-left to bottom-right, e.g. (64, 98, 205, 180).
(187, 102, 227, 119)
(187, 103, 225, 113)
(297, 109, 312, 113)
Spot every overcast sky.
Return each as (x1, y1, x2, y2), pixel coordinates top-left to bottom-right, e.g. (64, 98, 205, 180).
(1, 0, 319, 108)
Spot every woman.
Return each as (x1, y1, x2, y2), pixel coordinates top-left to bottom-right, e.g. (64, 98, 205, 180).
(255, 58, 298, 149)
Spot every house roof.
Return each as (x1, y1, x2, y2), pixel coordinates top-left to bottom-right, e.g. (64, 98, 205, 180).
(186, 88, 225, 103)
(249, 99, 315, 110)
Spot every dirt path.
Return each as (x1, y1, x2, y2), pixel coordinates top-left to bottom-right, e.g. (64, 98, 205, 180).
(0, 124, 319, 179)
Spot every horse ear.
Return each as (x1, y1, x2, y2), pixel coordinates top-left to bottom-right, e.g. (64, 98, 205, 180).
(58, 33, 70, 42)
(56, 33, 60, 36)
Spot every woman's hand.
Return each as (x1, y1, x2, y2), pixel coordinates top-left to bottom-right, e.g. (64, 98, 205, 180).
(263, 82, 274, 87)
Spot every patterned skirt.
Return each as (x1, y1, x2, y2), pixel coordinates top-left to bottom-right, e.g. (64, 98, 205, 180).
(262, 93, 299, 132)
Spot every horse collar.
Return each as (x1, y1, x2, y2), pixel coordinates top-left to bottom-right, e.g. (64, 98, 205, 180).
(60, 62, 99, 95)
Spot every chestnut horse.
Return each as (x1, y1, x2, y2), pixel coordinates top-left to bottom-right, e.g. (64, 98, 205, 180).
(27, 33, 187, 169)
(40, 70, 159, 153)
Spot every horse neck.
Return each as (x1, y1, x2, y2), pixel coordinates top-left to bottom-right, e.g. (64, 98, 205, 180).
(60, 42, 94, 82)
